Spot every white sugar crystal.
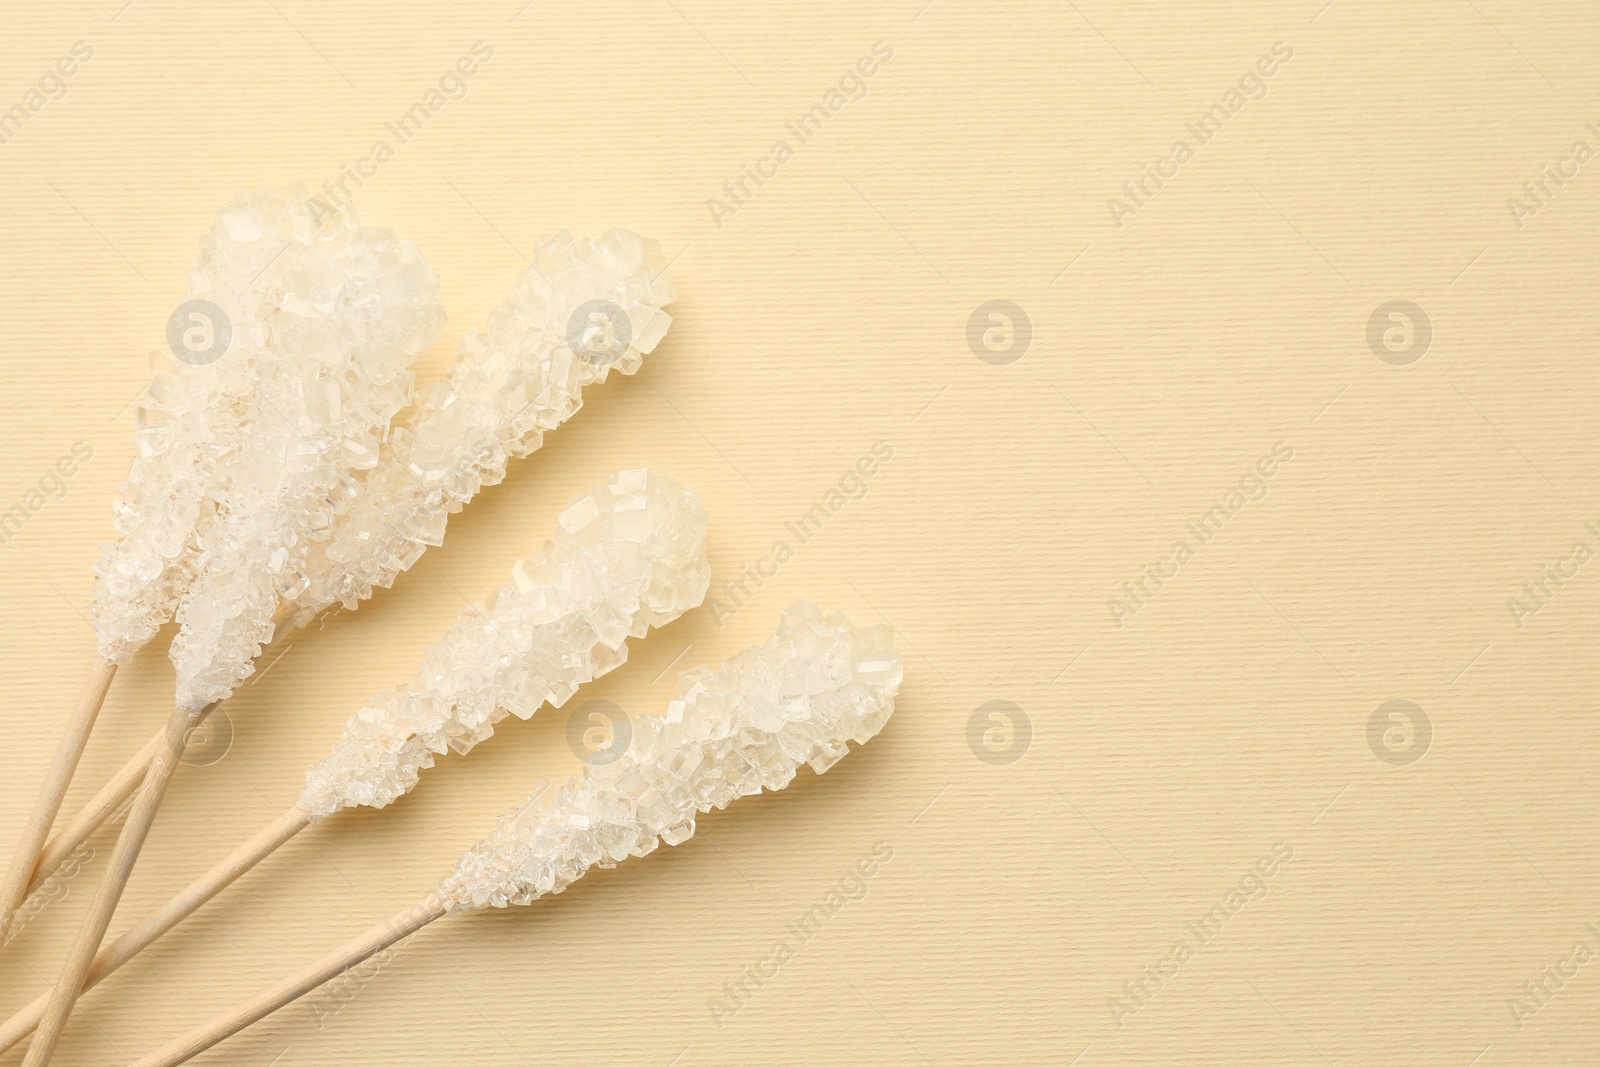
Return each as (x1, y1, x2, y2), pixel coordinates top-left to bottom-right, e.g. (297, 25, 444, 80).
(145, 189, 445, 710)
(437, 604, 902, 912)
(90, 200, 676, 727)
(296, 470, 709, 821)
(287, 229, 677, 619)
(93, 188, 444, 673)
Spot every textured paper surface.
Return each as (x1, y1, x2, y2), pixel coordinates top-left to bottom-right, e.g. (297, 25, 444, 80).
(2, 2, 1598, 1064)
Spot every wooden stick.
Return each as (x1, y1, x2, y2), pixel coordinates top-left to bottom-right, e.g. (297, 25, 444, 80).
(0, 661, 118, 945)
(18, 703, 215, 906)
(0, 807, 311, 1055)
(23, 703, 203, 1067)
(9, 606, 294, 925)
(129, 894, 447, 1067)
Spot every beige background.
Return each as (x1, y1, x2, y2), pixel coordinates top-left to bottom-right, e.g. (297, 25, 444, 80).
(3, 1, 1599, 1064)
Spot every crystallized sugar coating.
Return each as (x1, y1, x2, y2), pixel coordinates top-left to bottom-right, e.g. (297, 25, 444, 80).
(93, 188, 444, 673)
(297, 469, 709, 821)
(438, 603, 902, 911)
(91, 363, 246, 665)
(289, 229, 677, 618)
(152, 190, 445, 709)
(93, 189, 437, 663)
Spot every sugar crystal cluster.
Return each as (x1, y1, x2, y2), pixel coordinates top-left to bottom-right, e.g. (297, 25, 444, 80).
(92, 187, 444, 681)
(288, 229, 677, 619)
(297, 469, 709, 821)
(438, 603, 902, 911)
(91, 359, 243, 665)
(90, 202, 673, 722)
(153, 189, 445, 709)
(94, 188, 441, 667)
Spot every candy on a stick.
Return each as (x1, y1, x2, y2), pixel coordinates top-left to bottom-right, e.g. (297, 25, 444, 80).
(0, 186, 444, 945)
(127, 604, 902, 1067)
(5, 221, 676, 937)
(0, 468, 708, 1055)
(22, 188, 447, 1066)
